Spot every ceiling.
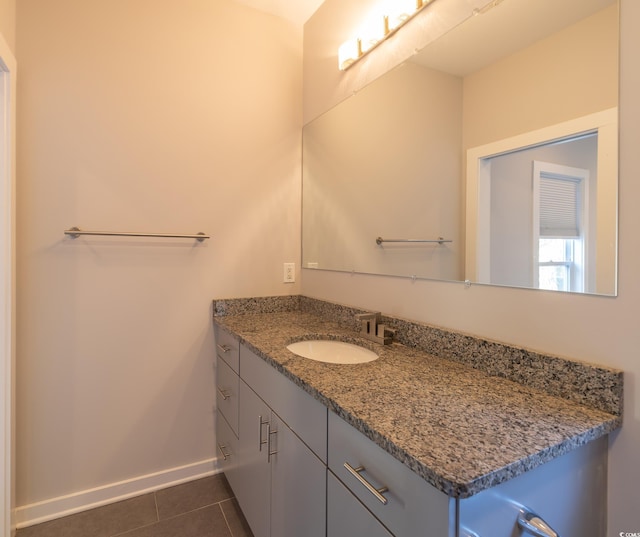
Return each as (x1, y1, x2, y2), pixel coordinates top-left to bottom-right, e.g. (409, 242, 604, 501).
(412, 0, 616, 76)
(233, 0, 325, 26)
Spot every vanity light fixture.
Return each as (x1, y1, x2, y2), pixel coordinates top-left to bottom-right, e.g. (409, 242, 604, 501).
(338, 0, 436, 71)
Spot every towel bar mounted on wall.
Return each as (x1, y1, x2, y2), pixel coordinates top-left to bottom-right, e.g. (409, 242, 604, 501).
(376, 236, 452, 246)
(64, 227, 210, 242)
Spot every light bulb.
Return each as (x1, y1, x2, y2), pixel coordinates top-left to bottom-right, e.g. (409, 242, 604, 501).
(385, 0, 421, 32)
(338, 38, 360, 70)
(358, 14, 387, 53)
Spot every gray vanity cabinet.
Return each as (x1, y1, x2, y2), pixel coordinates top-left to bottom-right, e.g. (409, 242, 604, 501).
(225, 343, 327, 537)
(214, 326, 608, 537)
(214, 327, 241, 493)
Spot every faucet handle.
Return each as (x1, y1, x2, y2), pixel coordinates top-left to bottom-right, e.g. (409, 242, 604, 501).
(355, 312, 379, 336)
(376, 324, 395, 344)
(376, 324, 395, 337)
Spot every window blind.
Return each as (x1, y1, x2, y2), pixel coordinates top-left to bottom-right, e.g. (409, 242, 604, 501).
(539, 175, 580, 238)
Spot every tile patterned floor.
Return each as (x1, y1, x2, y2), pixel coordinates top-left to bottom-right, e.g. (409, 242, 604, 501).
(16, 474, 254, 537)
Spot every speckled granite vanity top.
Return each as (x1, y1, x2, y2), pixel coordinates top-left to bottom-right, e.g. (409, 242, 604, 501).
(213, 296, 623, 499)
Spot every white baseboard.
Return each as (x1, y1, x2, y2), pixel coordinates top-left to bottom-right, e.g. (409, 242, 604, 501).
(15, 457, 221, 529)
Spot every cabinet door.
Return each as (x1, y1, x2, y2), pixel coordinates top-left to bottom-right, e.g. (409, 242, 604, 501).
(458, 436, 607, 537)
(241, 344, 327, 462)
(236, 380, 271, 537)
(270, 413, 326, 537)
(327, 471, 393, 537)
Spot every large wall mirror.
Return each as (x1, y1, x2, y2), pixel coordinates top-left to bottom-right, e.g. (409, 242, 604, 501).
(302, 0, 618, 295)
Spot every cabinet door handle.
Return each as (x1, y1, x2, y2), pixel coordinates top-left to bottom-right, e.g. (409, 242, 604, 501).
(258, 415, 269, 451)
(343, 462, 389, 505)
(217, 344, 231, 354)
(217, 442, 231, 461)
(267, 423, 278, 463)
(517, 508, 560, 537)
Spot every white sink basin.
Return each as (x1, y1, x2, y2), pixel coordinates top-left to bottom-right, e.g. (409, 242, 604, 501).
(286, 340, 378, 364)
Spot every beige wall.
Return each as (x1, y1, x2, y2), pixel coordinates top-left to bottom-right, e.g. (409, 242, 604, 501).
(303, 0, 640, 532)
(16, 0, 301, 516)
(462, 4, 618, 149)
(0, 0, 15, 53)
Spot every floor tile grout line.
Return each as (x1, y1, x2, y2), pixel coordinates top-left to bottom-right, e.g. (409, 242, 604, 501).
(109, 502, 234, 537)
(153, 491, 160, 523)
(159, 499, 232, 522)
(218, 501, 235, 537)
(111, 519, 159, 537)
(107, 491, 161, 537)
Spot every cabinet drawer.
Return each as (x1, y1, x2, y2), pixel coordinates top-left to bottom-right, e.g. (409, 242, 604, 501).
(240, 345, 327, 462)
(328, 471, 393, 537)
(328, 411, 452, 537)
(216, 357, 239, 435)
(216, 411, 239, 493)
(215, 325, 240, 373)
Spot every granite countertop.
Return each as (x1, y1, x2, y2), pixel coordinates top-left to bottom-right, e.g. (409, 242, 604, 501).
(214, 308, 621, 499)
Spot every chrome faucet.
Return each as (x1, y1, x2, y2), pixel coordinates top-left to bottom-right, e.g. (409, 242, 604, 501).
(355, 312, 394, 345)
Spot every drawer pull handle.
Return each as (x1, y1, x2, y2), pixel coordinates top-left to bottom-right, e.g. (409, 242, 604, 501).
(217, 442, 231, 461)
(343, 462, 389, 505)
(217, 344, 231, 354)
(258, 415, 269, 451)
(517, 508, 560, 537)
(267, 423, 278, 463)
(216, 386, 231, 400)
